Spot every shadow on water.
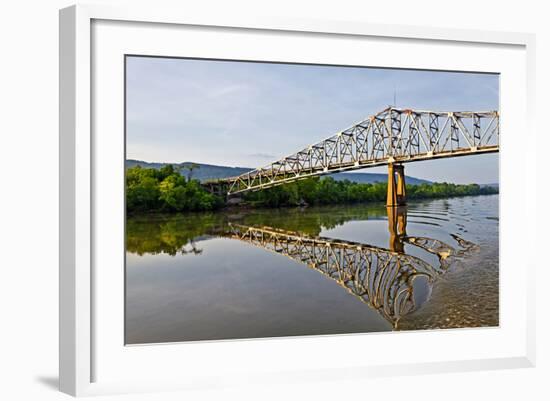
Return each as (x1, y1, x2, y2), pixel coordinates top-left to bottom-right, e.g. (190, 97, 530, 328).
(127, 205, 479, 329)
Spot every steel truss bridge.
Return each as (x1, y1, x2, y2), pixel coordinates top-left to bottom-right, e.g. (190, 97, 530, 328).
(222, 211, 477, 328)
(204, 106, 499, 206)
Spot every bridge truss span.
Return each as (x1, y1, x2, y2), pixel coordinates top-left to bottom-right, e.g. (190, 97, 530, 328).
(222, 107, 499, 195)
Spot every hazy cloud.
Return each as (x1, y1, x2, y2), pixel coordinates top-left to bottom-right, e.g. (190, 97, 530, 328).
(248, 153, 276, 159)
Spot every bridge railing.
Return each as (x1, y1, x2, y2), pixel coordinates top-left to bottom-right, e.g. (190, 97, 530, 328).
(224, 107, 499, 195)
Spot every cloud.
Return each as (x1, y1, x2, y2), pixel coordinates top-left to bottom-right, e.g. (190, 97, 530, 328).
(207, 84, 255, 99)
(248, 153, 276, 159)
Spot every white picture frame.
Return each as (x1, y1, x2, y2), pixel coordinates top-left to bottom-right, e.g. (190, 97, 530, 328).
(59, 3, 536, 397)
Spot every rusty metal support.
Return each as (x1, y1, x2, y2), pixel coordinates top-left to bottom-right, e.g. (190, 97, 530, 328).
(396, 164, 406, 204)
(387, 163, 397, 207)
(387, 163, 406, 207)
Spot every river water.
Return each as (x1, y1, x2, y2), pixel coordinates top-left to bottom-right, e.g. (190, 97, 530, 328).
(125, 194, 499, 344)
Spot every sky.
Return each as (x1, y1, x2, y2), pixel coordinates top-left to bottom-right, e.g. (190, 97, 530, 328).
(126, 56, 499, 184)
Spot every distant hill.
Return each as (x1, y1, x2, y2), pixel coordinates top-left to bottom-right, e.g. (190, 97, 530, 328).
(126, 159, 432, 185)
(126, 160, 251, 181)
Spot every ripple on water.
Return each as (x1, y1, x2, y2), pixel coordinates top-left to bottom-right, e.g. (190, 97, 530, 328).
(398, 232, 499, 331)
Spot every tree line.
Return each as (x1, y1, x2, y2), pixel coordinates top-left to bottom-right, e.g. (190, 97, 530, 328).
(126, 164, 498, 213)
(243, 176, 498, 207)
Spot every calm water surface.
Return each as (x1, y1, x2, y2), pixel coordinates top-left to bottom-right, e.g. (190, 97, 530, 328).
(125, 194, 499, 344)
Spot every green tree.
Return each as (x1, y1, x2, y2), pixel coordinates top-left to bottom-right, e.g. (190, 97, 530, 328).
(126, 164, 223, 214)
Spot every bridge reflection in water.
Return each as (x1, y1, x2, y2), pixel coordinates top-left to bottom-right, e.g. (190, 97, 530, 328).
(221, 207, 478, 329)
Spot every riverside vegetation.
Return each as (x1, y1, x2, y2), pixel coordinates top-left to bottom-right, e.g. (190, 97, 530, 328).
(126, 164, 499, 214)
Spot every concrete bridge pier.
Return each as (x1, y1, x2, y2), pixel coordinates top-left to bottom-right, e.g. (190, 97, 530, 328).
(387, 163, 407, 207)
